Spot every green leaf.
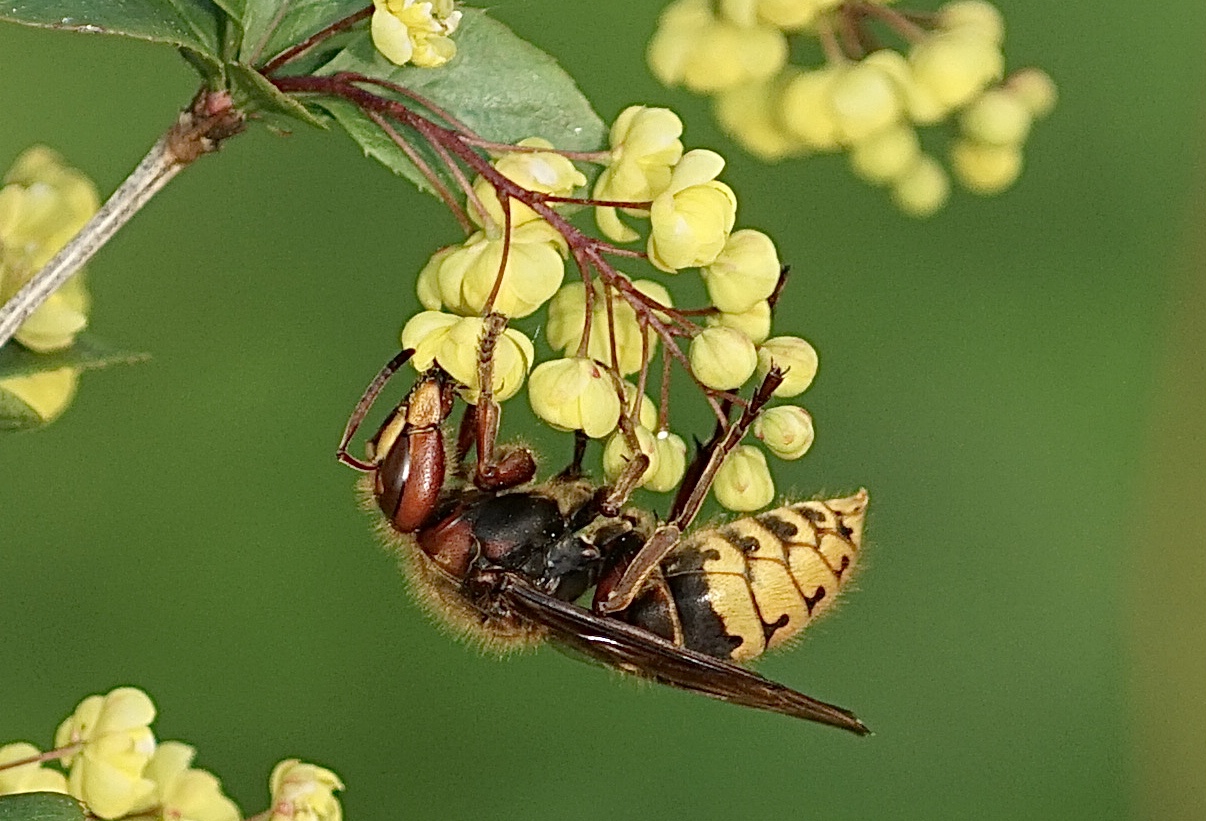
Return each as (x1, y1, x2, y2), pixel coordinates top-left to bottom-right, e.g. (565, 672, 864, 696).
(0, 0, 225, 64)
(240, 0, 366, 65)
(0, 334, 148, 381)
(314, 9, 606, 193)
(0, 793, 86, 821)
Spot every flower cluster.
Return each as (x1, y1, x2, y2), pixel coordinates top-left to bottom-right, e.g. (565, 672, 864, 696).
(648, 0, 1057, 215)
(398, 104, 822, 512)
(0, 686, 344, 821)
(370, 0, 463, 68)
(0, 146, 99, 425)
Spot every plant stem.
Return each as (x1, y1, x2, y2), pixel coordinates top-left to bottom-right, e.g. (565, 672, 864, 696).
(0, 90, 244, 350)
(0, 743, 82, 771)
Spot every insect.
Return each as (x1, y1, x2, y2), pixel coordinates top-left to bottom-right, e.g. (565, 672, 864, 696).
(337, 319, 870, 734)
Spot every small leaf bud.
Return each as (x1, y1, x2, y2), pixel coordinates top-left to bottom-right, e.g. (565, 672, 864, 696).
(756, 336, 818, 397)
(690, 326, 758, 390)
(713, 444, 775, 511)
(528, 357, 622, 438)
(754, 405, 815, 460)
(699, 229, 780, 313)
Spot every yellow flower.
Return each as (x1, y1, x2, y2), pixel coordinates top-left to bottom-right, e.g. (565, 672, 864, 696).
(648, 0, 787, 93)
(0, 743, 69, 796)
(0, 146, 99, 352)
(371, 0, 462, 68)
(644, 431, 688, 493)
(544, 277, 671, 375)
(400, 312, 534, 403)
(0, 367, 80, 427)
(647, 150, 736, 272)
(714, 80, 805, 163)
(268, 760, 343, 821)
(594, 106, 684, 242)
(54, 687, 157, 820)
(432, 221, 566, 318)
(470, 138, 587, 230)
(133, 742, 240, 821)
(527, 357, 621, 438)
(706, 300, 771, 344)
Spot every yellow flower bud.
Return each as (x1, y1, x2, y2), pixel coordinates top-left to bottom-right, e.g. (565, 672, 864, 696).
(621, 381, 659, 430)
(470, 138, 587, 229)
(938, 0, 1005, 45)
(1005, 68, 1058, 119)
(756, 336, 818, 397)
(434, 222, 566, 318)
(753, 405, 815, 460)
(133, 742, 239, 821)
(645, 431, 688, 493)
(706, 300, 771, 343)
(268, 760, 343, 821)
(415, 245, 454, 310)
(0, 146, 99, 352)
(713, 444, 775, 511)
(545, 278, 670, 375)
(753, 0, 841, 30)
(714, 80, 804, 163)
(0, 367, 80, 427)
(0, 743, 69, 796)
(54, 687, 157, 820)
(861, 49, 949, 126)
(528, 357, 621, 438)
(371, 0, 462, 68)
(830, 61, 905, 143)
(909, 31, 1004, 110)
(690, 326, 758, 390)
(849, 123, 922, 184)
(603, 425, 660, 486)
(648, 150, 737, 272)
(700, 229, 780, 313)
(961, 88, 1032, 146)
(891, 154, 950, 217)
(951, 139, 1023, 194)
(648, 0, 787, 93)
(400, 312, 533, 402)
(780, 67, 842, 151)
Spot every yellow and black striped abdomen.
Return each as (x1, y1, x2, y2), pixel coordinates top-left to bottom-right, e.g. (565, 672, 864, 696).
(623, 490, 868, 663)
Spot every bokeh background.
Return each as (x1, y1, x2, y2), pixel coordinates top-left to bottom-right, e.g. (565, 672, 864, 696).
(2, 2, 1204, 819)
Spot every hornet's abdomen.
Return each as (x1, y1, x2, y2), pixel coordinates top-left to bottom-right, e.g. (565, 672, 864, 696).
(624, 490, 868, 663)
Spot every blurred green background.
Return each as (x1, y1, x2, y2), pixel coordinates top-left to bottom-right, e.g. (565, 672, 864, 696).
(2, 2, 1204, 819)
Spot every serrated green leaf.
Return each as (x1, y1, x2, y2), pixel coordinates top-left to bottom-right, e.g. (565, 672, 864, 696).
(0, 0, 225, 64)
(241, 0, 366, 66)
(0, 793, 86, 821)
(314, 9, 605, 195)
(0, 334, 148, 381)
(228, 62, 327, 126)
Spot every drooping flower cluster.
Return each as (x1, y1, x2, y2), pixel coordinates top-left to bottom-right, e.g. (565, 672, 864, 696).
(398, 104, 822, 512)
(648, 0, 1057, 215)
(0, 146, 99, 425)
(0, 686, 343, 821)
(370, 0, 463, 68)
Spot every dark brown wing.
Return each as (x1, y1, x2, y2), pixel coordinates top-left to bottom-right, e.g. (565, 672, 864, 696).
(500, 575, 870, 735)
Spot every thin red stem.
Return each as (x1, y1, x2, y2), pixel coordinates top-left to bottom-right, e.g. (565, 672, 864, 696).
(261, 6, 373, 74)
